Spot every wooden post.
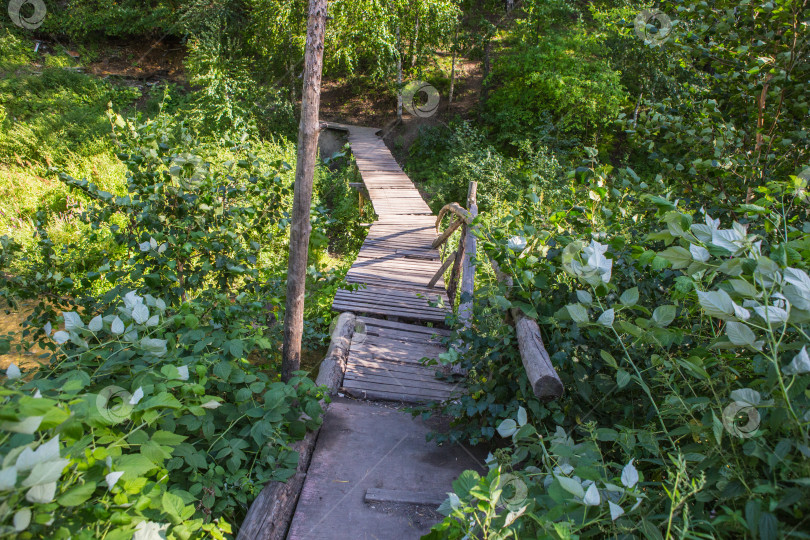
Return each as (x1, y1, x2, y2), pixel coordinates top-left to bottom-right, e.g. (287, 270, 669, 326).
(282, 0, 328, 383)
(458, 181, 478, 326)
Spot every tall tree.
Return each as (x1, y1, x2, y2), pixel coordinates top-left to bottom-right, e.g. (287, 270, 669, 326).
(282, 0, 328, 382)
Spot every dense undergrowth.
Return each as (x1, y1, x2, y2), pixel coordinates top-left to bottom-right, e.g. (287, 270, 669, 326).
(0, 22, 365, 537)
(1, 0, 809, 537)
(407, 1, 810, 539)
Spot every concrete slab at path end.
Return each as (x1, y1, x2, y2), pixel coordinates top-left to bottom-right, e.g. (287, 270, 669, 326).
(286, 397, 486, 540)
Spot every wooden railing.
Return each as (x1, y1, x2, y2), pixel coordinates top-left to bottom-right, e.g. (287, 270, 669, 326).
(433, 181, 564, 400)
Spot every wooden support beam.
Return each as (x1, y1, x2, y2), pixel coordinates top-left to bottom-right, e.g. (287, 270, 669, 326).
(431, 218, 463, 249)
(428, 251, 457, 289)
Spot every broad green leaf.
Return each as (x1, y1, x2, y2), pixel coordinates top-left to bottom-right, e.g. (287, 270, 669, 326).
(57, 481, 97, 506)
(6, 363, 21, 380)
(63, 312, 83, 330)
(609, 500, 624, 520)
(111, 316, 125, 335)
(616, 369, 631, 389)
(22, 459, 69, 487)
(555, 474, 584, 499)
(497, 419, 517, 438)
(583, 483, 600, 506)
(132, 304, 149, 324)
(13, 508, 30, 532)
(697, 290, 734, 319)
(25, 481, 56, 503)
(689, 244, 710, 262)
(162, 491, 185, 523)
(730, 388, 761, 406)
(517, 407, 527, 427)
(452, 470, 479, 498)
(140, 338, 167, 357)
(652, 305, 676, 327)
(783, 347, 810, 375)
(621, 459, 638, 488)
(597, 308, 615, 327)
(576, 290, 592, 304)
(725, 321, 755, 346)
(567, 304, 589, 324)
(753, 305, 788, 324)
(660, 246, 691, 269)
(620, 287, 639, 306)
(492, 295, 512, 310)
(600, 350, 617, 368)
(88, 315, 103, 332)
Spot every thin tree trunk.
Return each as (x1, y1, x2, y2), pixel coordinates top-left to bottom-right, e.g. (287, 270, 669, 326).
(479, 38, 491, 120)
(411, 13, 419, 68)
(282, 0, 328, 383)
(397, 25, 403, 122)
(448, 26, 458, 106)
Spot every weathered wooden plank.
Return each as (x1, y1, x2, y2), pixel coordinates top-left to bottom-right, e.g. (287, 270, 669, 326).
(357, 316, 451, 336)
(332, 302, 447, 322)
(345, 370, 455, 392)
(342, 379, 453, 400)
(364, 488, 446, 507)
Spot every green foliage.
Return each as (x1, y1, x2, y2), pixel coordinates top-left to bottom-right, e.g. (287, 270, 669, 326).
(483, 29, 628, 147)
(0, 290, 324, 538)
(57, 111, 294, 307)
(1, 109, 342, 538)
(427, 161, 810, 537)
(408, 121, 564, 213)
(621, 0, 810, 201)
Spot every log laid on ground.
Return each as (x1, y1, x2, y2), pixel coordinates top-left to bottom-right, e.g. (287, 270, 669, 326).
(237, 312, 357, 539)
(315, 312, 357, 393)
(514, 314, 563, 399)
(488, 257, 563, 400)
(236, 429, 319, 540)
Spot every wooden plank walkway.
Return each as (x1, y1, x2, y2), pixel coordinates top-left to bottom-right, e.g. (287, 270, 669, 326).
(325, 123, 457, 403)
(284, 124, 478, 540)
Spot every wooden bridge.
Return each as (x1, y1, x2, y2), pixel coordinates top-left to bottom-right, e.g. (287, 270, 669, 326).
(239, 123, 562, 540)
(325, 123, 459, 404)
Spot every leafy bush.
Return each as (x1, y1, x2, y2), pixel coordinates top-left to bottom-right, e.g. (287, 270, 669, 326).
(1, 289, 324, 538)
(0, 109, 334, 538)
(427, 164, 810, 537)
(483, 30, 628, 147)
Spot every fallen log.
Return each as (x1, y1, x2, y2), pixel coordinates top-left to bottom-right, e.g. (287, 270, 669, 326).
(235, 430, 319, 540)
(315, 311, 357, 392)
(489, 258, 563, 400)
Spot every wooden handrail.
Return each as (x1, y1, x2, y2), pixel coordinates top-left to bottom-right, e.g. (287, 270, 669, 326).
(432, 218, 463, 249)
(433, 181, 563, 400)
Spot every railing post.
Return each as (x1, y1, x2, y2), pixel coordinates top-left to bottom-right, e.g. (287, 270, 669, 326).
(458, 181, 478, 327)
